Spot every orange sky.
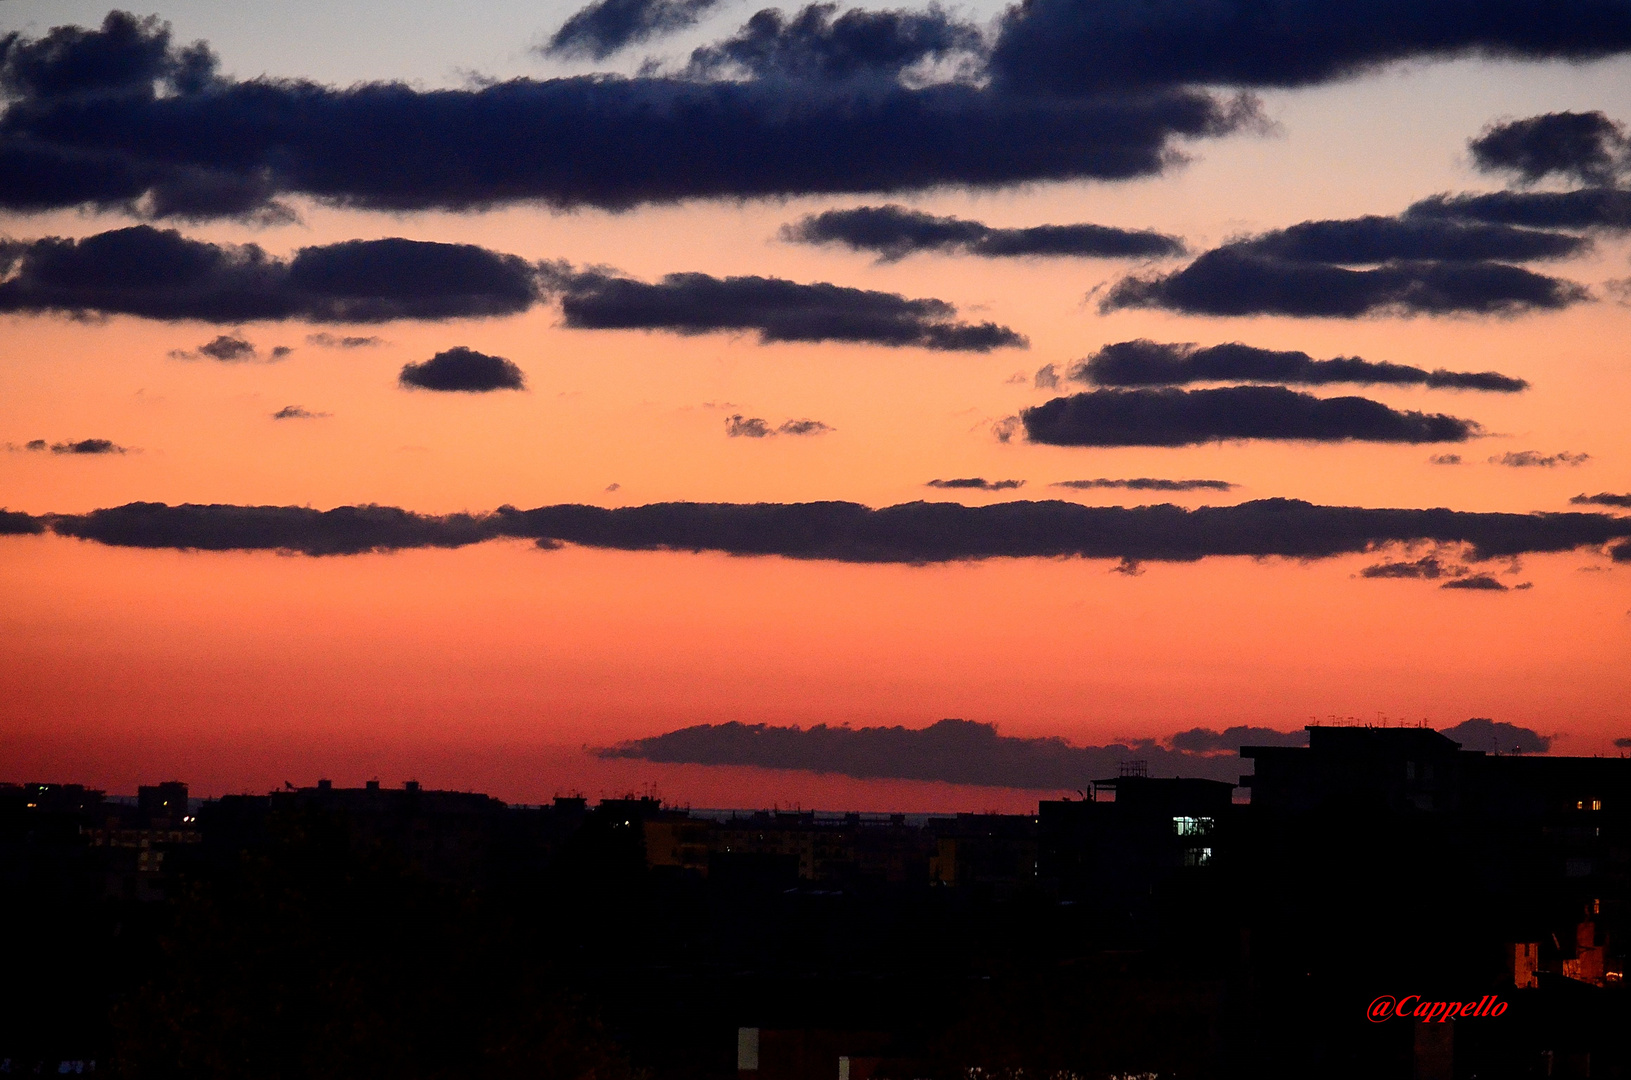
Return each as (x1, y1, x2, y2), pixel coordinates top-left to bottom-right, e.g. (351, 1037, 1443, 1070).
(2, 7, 1630, 805)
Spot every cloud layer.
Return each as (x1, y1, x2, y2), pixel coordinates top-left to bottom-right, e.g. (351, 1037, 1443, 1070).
(13, 496, 1629, 564)
(1021, 387, 1480, 447)
(0, 12, 1249, 220)
(783, 204, 1184, 261)
(1072, 339, 1527, 391)
(988, 0, 1631, 94)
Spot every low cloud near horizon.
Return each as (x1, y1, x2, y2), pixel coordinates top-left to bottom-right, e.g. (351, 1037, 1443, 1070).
(595, 715, 1554, 788)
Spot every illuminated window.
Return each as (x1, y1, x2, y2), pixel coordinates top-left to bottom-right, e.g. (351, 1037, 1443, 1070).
(1173, 816, 1214, 836)
(1184, 847, 1214, 867)
(1592, 799, 1602, 811)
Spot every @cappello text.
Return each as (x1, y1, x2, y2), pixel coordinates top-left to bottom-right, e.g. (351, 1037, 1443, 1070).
(1368, 995, 1508, 1023)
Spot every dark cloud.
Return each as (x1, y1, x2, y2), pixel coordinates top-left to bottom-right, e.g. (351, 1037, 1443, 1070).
(1615, 737, 1631, 749)
(1490, 450, 1590, 467)
(0, 227, 540, 323)
(1615, 541, 1631, 563)
(1230, 216, 1590, 264)
(1052, 477, 1235, 492)
(1429, 453, 1464, 465)
(926, 478, 1025, 490)
(1469, 111, 1629, 186)
(1359, 555, 1467, 579)
(1072, 339, 1527, 392)
(1020, 387, 1479, 447)
(1103, 248, 1586, 319)
(52, 438, 127, 454)
(271, 405, 328, 420)
(1442, 717, 1551, 753)
(547, 266, 1025, 350)
(598, 717, 1249, 787)
(687, 3, 983, 82)
(49, 502, 499, 556)
(399, 347, 526, 393)
(544, 0, 726, 60)
(987, 0, 1631, 95)
(1100, 213, 1593, 318)
(307, 333, 384, 348)
(1442, 573, 1508, 590)
(1169, 726, 1307, 753)
(0, 13, 1249, 220)
(782, 204, 1184, 262)
(23, 439, 46, 451)
(1033, 363, 1060, 390)
(24, 497, 1631, 565)
(1572, 492, 1631, 509)
(270, 344, 293, 358)
(0, 509, 47, 535)
(194, 334, 255, 361)
(725, 414, 833, 437)
(1406, 188, 1631, 231)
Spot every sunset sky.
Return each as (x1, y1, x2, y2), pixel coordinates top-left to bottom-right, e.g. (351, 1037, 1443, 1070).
(3, 0, 1630, 809)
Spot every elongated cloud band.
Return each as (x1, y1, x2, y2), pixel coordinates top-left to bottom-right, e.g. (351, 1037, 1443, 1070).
(783, 204, 1185, 261)
(1072, 339, 1527, 392)
(596, 716, 1549, 787)
(1021, 387, 1479, 447)
(9, 497, 1630, 565)
(0, 227, 1019, 348)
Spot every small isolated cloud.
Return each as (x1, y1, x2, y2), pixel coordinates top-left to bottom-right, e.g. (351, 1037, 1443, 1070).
(1360, 555, 1468, 580)
(1021, 387, 1480, 447)
(1442, 717, 1551, 754)
(169, 333, 287, 362)
(1615, 737, 1631, 749)
(1072, 339, 1527, 392)
(197, 334, 256, 361)
(725, 415, 833, 437)
(543, 0, 726, 60)
(686, 6, 985, 84)
(926, 478, 1025, 490)
(399, 347, 526, 393)
(1469, 111, 1630, 187)
(1442, 573, 1508, 590)
(1168, 726, 1308, 754)
(605, 483, 621, 492)
(307, 333, 384, 348)
(271, 406, 329, 420)
(1572, 492, 1631, 509)
(782, 204, 1185, 262)
(1053, 477, 1235, 492)
(1490, 450, 1590, 467)
(1033, 363, 1060, 390)
(48, 438, 128, 454)
(545, 265, 1026, 352)
(1430, 454, 1464, 465)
